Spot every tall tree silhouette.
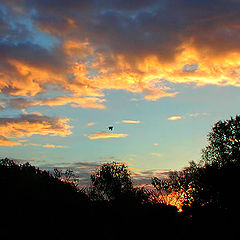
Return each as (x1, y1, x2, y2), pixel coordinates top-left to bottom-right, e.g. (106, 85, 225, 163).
(152, 115, 240, 210)
(202, 115, 240, 166)
(90, 162, 133, 201)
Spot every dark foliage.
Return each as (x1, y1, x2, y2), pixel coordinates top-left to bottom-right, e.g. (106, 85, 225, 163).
(0, 158, 91, 238)
(89, 162, 149, 204)
(152, 115, 240, 238)
(90, 162, 133, 200)
(0, 158, 185, 239)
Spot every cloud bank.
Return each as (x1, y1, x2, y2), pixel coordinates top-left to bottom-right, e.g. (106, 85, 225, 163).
(1, 0, 240, 110)
(0, 114, 72, 146)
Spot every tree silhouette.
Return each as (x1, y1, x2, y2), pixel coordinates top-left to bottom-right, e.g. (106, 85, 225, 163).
(0, 158, 91, 238)
(152, 115, 240, 210)
(90, 162, 133, 201)
(202, 115, 240, 167)
(89, 161, 149, 204)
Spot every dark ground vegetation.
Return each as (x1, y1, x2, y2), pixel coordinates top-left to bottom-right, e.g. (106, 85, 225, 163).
(1, 116, 240, 239)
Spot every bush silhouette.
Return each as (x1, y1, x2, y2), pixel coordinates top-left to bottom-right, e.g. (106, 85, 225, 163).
(0, 158, 90, 238)
(0, 158, 87, 204)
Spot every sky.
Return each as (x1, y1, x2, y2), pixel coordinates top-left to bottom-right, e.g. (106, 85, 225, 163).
(1, 0, 240, 186)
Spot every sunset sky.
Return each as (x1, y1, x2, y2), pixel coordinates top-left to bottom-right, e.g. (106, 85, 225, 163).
(1, 0, 240, 185)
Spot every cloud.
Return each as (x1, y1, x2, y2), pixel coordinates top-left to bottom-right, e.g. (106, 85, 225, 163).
(23, 143, 67, 148)
(151, 153, 162, 157)
(1, 0, 240, 111)
(189, 112, 208, 118)
(86, 122, 96, 127)
(121, 120, 141, 124)
(87, 131, 128, 140)
(41, 96, 106, 109)
(35, 160, 101, 187)
(0, 136, 21, 146)
(168, 116, 183, 121)
(167, 113, 208, 121)
(0, 114, 72, 146)
(6, 95, 106, 110)
(0, 103, 5, 110)
(43, 144, 66, 148)
(131, 168, 171, 187)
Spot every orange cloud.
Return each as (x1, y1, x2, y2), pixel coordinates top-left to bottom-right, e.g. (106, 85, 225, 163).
(4, 38, 240, 108)
(0, 114, 72, 146)
(87, 122, 96, 127)
(7, 96, 106, 110)
(0, 136, 21, 146)
(40, 96, 106, 109)
(121, 120, 141, 124)
(4, 59, 63, 96)
(2, 0, 240, 110)
(88, 131, 128, 140)
(43, 144, 66, 148)
(23, 143, 67, 148)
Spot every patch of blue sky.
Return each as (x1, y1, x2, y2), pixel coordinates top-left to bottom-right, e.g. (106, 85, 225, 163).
(182, 64, 199, 72)
(3, 8, 60, 49)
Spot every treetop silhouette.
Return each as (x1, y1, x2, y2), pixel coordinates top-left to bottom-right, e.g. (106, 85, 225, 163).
(152, 115, 240, 211)
(89, 161, 147, 203)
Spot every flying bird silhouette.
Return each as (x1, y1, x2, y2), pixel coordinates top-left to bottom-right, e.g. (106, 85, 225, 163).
(108, 126, 113, 131)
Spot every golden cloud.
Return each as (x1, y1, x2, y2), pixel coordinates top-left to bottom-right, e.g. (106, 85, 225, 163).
(2, 0, 240, 110)
(121, 120, 141, 124)
(0, 114, 72, 146)
(40, 96, 106, 109)
(62, 41, 240, 103)
(3, 39, 240, 109)
(168, 116, 183, 121)
(0, 136, 21, 147)
(87, 122, 96, 127)
(43, 144, 66, 148)
(88, 131, 128, 140)
(7, 96, 106, 110)
(22, 143, 66, 148)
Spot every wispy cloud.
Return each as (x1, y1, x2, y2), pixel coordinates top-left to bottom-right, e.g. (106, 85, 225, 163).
(87, 131, 128, 140)
(6, 96, 106, 110)
(23, 143, 67, 148)
(0, 136, 21, 147)
(86, 122, 96, 127)
(121, 120, 141, 124)
(168, 116, 183, 121)
(131, 168, 172, 187)
(0, 114, 72, 146)
(168, 113, 208, 121)
(189, 113, 208, 118)
(151, 153, 162, 157)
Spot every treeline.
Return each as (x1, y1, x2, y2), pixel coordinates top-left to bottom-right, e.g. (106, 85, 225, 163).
(1, 116, 240, 239)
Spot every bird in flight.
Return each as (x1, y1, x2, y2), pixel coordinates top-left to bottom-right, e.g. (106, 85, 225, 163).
(108, 126, 113, 131)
